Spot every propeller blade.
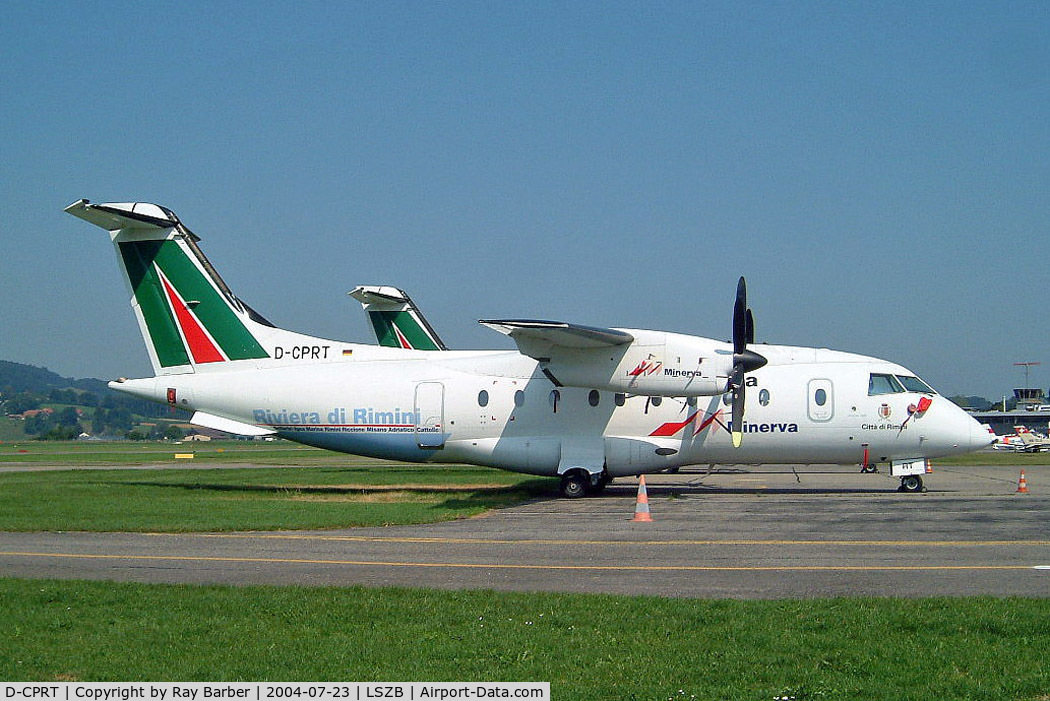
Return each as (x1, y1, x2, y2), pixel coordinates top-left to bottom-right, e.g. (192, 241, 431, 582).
(730, 364, 745, 448)
(728, 276, 766, 448)
(733, 276, 747, 355)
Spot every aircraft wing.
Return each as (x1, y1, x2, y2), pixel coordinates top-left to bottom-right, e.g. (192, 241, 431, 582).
(479, 319, 634, 357)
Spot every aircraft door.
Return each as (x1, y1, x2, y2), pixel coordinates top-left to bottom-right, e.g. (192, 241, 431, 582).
(807, 378, 834, 422)
(414, 382, 445, 449)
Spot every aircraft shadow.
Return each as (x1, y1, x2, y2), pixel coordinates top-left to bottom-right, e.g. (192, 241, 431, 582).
(600, 483, 895, 497)
(116, 479, 891, 503)
(115, 479, 555, 498)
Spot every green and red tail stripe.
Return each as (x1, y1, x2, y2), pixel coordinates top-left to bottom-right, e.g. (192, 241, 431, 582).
(368, 311, 443, 351)
(158, 271, 226, 363)
(119, 239, 269, 368)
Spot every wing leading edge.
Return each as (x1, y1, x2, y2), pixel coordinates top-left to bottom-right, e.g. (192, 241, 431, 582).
(479, 319, 634, 358)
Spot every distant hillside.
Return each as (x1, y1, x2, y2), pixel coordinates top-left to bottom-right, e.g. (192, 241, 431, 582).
(1, 359, 193, 441)
(0, 359, 108, 395)
(0, 358, 182, 419)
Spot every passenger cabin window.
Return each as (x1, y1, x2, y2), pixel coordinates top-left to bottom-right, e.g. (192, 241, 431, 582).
(896, 375, 936, 394)
(478, 390, 489, 407)
(868, 373, 905, 395)
(588, 390, 600, 407)
(514, 390, 525, 407)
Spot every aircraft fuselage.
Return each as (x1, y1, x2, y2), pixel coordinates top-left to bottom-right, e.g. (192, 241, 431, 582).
(113, 339, 987, 478)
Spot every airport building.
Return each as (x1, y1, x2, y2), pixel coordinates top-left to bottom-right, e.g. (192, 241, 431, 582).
(970, 388, 1050, 436)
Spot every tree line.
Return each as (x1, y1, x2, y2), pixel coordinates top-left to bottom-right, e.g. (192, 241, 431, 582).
(1, 360, 192, 441)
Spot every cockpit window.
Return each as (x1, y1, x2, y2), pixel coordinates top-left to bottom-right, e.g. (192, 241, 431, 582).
(868, 373, 905, 395)
(896, 375, 936, 395)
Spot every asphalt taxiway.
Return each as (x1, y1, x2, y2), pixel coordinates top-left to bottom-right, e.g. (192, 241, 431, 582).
(1, 463, 1047, 598)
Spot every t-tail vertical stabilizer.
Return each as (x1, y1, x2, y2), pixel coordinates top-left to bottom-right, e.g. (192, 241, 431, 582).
(349, 285, 448, 350)
(66, 199, 337, 375)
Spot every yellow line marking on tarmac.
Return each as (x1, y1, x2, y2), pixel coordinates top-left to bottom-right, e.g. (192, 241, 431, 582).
(0, 551, 1042, 572)
(145, 533, 1050, 547)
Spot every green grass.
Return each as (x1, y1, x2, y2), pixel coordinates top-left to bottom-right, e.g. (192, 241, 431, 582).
(0, 462, 554, 531)
(0, 439, 348, 465)
(0, 579, 1047, 699)
(0, 416, 28, 441)
(938, 450, 1050, 466)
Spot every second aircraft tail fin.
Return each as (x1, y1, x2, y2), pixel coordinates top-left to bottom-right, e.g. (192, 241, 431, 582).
(349, 285, 448, 351)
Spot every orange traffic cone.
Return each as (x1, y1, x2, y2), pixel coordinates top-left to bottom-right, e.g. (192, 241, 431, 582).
(632, 475, 653, 522)
(1017, 470, 1029, 494)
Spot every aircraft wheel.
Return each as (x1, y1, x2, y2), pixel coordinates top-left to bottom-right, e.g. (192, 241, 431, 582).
(586, 480, 608, 496)
(861, 463, 878, 474)
(560, 472, 589, 499)
(899, 475, 924, 493)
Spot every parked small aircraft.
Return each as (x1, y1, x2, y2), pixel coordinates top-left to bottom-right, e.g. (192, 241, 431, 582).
(67, 199, 993, 496)
(1012, 426, 1050, 453)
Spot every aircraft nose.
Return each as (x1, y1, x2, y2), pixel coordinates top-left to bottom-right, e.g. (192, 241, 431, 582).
(940, 405, 995, 455)
(968, 415, 996, 451)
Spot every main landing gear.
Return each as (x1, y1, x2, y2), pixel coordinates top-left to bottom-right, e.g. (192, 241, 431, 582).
(559, 470, 611, 498)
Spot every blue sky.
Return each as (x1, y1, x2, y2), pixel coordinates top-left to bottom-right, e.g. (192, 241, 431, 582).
(1, 1, 1047, 399)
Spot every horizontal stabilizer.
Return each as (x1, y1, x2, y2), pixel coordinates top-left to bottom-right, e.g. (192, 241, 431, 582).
(190, 411, 276, 437)
(349, 286, 410, 305)
(479, 319, 634, 349)
(65, 199, 179, 231)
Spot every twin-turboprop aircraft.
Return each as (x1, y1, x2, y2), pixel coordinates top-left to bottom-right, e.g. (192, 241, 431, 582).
(67, 199, 992, 497)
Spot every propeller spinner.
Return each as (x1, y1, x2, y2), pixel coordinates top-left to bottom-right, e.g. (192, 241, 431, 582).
(730, 277, 767, 447)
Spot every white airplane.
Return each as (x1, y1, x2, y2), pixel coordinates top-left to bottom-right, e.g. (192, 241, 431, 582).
(66, 199, 993, 497)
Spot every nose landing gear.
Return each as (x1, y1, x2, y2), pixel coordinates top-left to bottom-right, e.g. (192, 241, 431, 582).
(898, 474, 925, 493)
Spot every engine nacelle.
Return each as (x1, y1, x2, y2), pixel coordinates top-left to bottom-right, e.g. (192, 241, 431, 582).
(542, 330, 733, 397)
